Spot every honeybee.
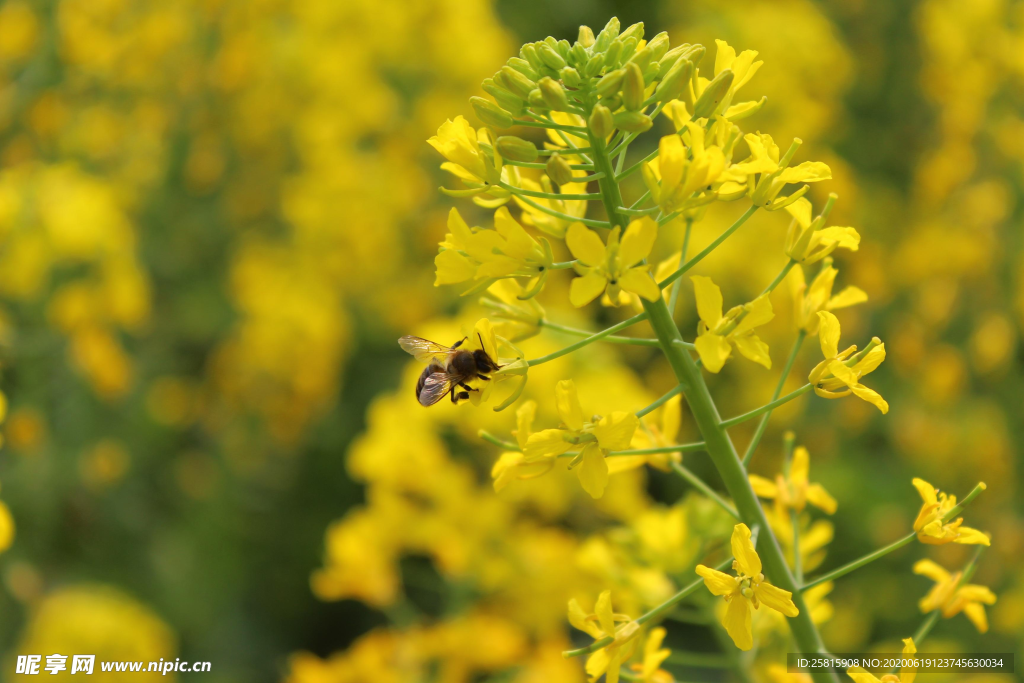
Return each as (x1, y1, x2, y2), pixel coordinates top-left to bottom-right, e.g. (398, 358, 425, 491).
(398, 334, 501, 406)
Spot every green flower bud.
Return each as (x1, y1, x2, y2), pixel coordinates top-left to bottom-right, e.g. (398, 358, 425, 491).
(618, 37, 638, 65)
(500, 66, 537, 100)
(520, 43, 545, 72)
(681, 44, 706, 66)
(538, 77, 570, 111)
(647, 32, 670, 61)
(578, 25, 596, 48)
(556, 39, 571, 59)
(612, 110, 653, 133)
(507, 57, 540, 81)
(598, 94, 622, 112)
(496, 135, 539, 162)
(653, 58, 693, 102)
(594, 17, 620, 52)
(620, 21, 644, 43)
(527, 88, 547, 109)
(471, 96, 514, 129)
(589, 104, 614, 138)
(623, 62, 645, 111)
(537, 41, 567, 70)
(482, 79, 525, 115)
(628, 46, 654, 72)
(692, 68, 734, 118)
(546, 153, 574, 186)
(560, 66, 581, 88)
(603, 40, 623, 68)
(596, 68, 626, 98)
(656, 44, 690, 77)
(570, 43, 588, 68)
(583, 53, 604, 78)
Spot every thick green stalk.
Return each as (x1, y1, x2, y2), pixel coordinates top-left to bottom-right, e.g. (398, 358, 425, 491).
(588, 126, 838, 683)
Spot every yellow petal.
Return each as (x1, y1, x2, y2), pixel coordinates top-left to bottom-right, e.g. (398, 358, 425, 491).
(566, 222, 607, 266)
(695, 564, 739, 596)
(958, 584, 997, 604)
(953, 526, 990, 546)
(732, 334, 772, 369)
(523, 429, 573, 459)
(661, 394, 682, 443)
(849, 382, 889, 414)
(570, 271, 608, 307)
(695, 333, 732, 373)
(749, 474, 778, 499)
(568, 598, 599, 636)
(755, 581, 799, 617)
(723, 596, 753, 650)
(733, 295, 773, 335)
(657, 135, 686, 195)
(731, 523, 762, 577)
(578, 442, 609, 499)
(785, 197, 813, 229)
(606, 454, 648, 474)
(555, 379, 585, 431)
(778, 161, 832, 185)
(595, 589, 615, 635)
(619, 217, 658, 266)
(805, 484, 837, 514)
(847, 668, 883, 683)
(817, 311, 841, 359)
(912, 478, 938, 505)
(514, 400, 536, 450)
(434, 249, 477, 285)
(853, 343, 886, 376)
(592, 411, 639, 451)
(714, 39, 737, 74)
(619, 267, 661, 301)
(827, 285, 868, 311)
(585, 648, 610, 681)
(962, 601, 989, 633)
(790, 446, 810, 485)
(493, 206, 537, 260)
(912, 558, 951, 583)
(691, 276, 723, 327)
(901, 638, 917, 683)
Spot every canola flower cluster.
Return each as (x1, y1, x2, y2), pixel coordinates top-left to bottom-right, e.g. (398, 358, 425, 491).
(409, 18, 995, 683)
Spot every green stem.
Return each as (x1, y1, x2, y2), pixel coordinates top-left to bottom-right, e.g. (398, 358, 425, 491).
(669, 219, 693, 319)
(528, 313, 648, 366)
(512, 193, 611, 228)
(800, 533, 916, 592)
(478, 430, 518, 450)
(587, 126, 837, 683)
(516, 118, 588, 134)
(742, 330, 807, 467)
(637, 384, 685, 418)
(671, 462, 739, 519)
(761, 259, 796, 297)
(721, 384, 813, 429)
(541, 320, 660, 346)
(502, 159, 594, 170)
(498, 181, 601, 201)
(658, 205, 759, 289)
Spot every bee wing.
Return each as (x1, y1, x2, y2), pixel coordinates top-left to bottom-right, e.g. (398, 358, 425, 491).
(419, 372, 456, 407)
(398, 335, 454, 363)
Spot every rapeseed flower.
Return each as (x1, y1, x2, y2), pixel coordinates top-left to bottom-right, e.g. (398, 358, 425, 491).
(642, 125, 728, 214)
(428, 116, 512, 205)
(913, 559, 997, 632)
(609, 394, 683, 474)
(732, 133, 831, 209)
(628, 627, 673, 683)
(912, 478, 990, 546)
(524, 379, 638, 498)
(566, 218, 660, 307)
(808, 311, 888, 413)
(791, 261, 867, 334)
(696, 523, 798, 650)
(691, 276, 773, 372)
(784, 197, 860, 264)
(568, 590, 640, 683)
(491, 401, 555, 491)
(750, 445, 837, 516)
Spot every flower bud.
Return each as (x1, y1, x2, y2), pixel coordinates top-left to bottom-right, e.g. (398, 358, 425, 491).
(496, 136, 538, 162)
(498, 66, 536, 100)
(577, 25, 596, 48)
(471, 96, 514, 128)
(647, 32, 670, 61)
(556, 39, 571, 59)
(612, 110, 653, 133)
(656, 44, 689, 77)
(628, 45, 654, 72)
(619, 37, 638, 64)
(560, 66, 581, 88)
(520, 43, 545, 72)
(603, 40, 623, 68)
(598, 94, 622, 112)
(620, 22, 644, 43)
(692, 68, 734, 118)
(527, 88, 547, 109)
(596, 68, 626, 98)
(537, 42, 567, 70)
(546, 153, 574, 186)
(623, 62, 645, 110)
(583, 54, 604, 78)
(594, 17, 620, 52)
(507, 57, 540, 81)
(538, 77, 570, 111)
(653, 58, 692, 102)
(589, 104, 614, 138)
(482, 79, 525, 115)
(570, 43, 588, 69)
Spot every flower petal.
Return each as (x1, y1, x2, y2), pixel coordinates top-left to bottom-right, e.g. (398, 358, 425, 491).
(732, 334, 772, 369)
(805, 483, 838, 514)
(570, 271, 608, 307)
(592, 411, 639, 451)
(578, 442, 609, 499)
(555, 379, 585, 431)
(523, 429, 573, 459)
(619, 267, 661, 301)
(817, 311, 841, 359)
(731, 523, 762, 577)
(566, 222, 607, 266)
(723, 595, 753, 650)
(755, 581, 799, 617)
(691, 276, 724, 327)
(696, 565, 739, 596)
(695, 333, 732, 373)
(749, 474, 778, 499)
(619, 217, 658, 267)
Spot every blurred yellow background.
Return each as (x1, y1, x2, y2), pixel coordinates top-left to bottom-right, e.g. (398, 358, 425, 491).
(0, 0, 1020, 681)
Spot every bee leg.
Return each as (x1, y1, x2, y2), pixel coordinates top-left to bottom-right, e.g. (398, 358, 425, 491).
(457, 391, 470, 401)
(458, 382, 474, 392)
(450, 386, 458, 404)
(476, 373, 490, 380)
(452, 336, 467, 349)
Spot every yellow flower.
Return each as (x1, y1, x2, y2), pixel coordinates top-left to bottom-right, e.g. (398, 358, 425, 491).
(491, 401, 555, 492)
(808, 311, 888, 413)
(642, 124, 727, 214)
(766, 507, 835, 573)
(514, 173, 588, 239)
(524, 379, 639, 498)
(608, 394, 683, 474)
(428, 115, 512, 205)
(696, 523, 799, 650)
(568, 590, 640, 683)
(566, 218, 661, 307)
(784, 198, 861, 264)
(791, 261, 867, 334)
(708, 40, 764, 117)
(911, 478, 990, 546)
(628, 627, 673, 683)
(750, 445, 837, 517)
(691, 276, 774, 373)
(435, 207, 553, 294)
(732, 133, 831, 209)
(848, 638, 916, 683)
(913, 559, 997, 632)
